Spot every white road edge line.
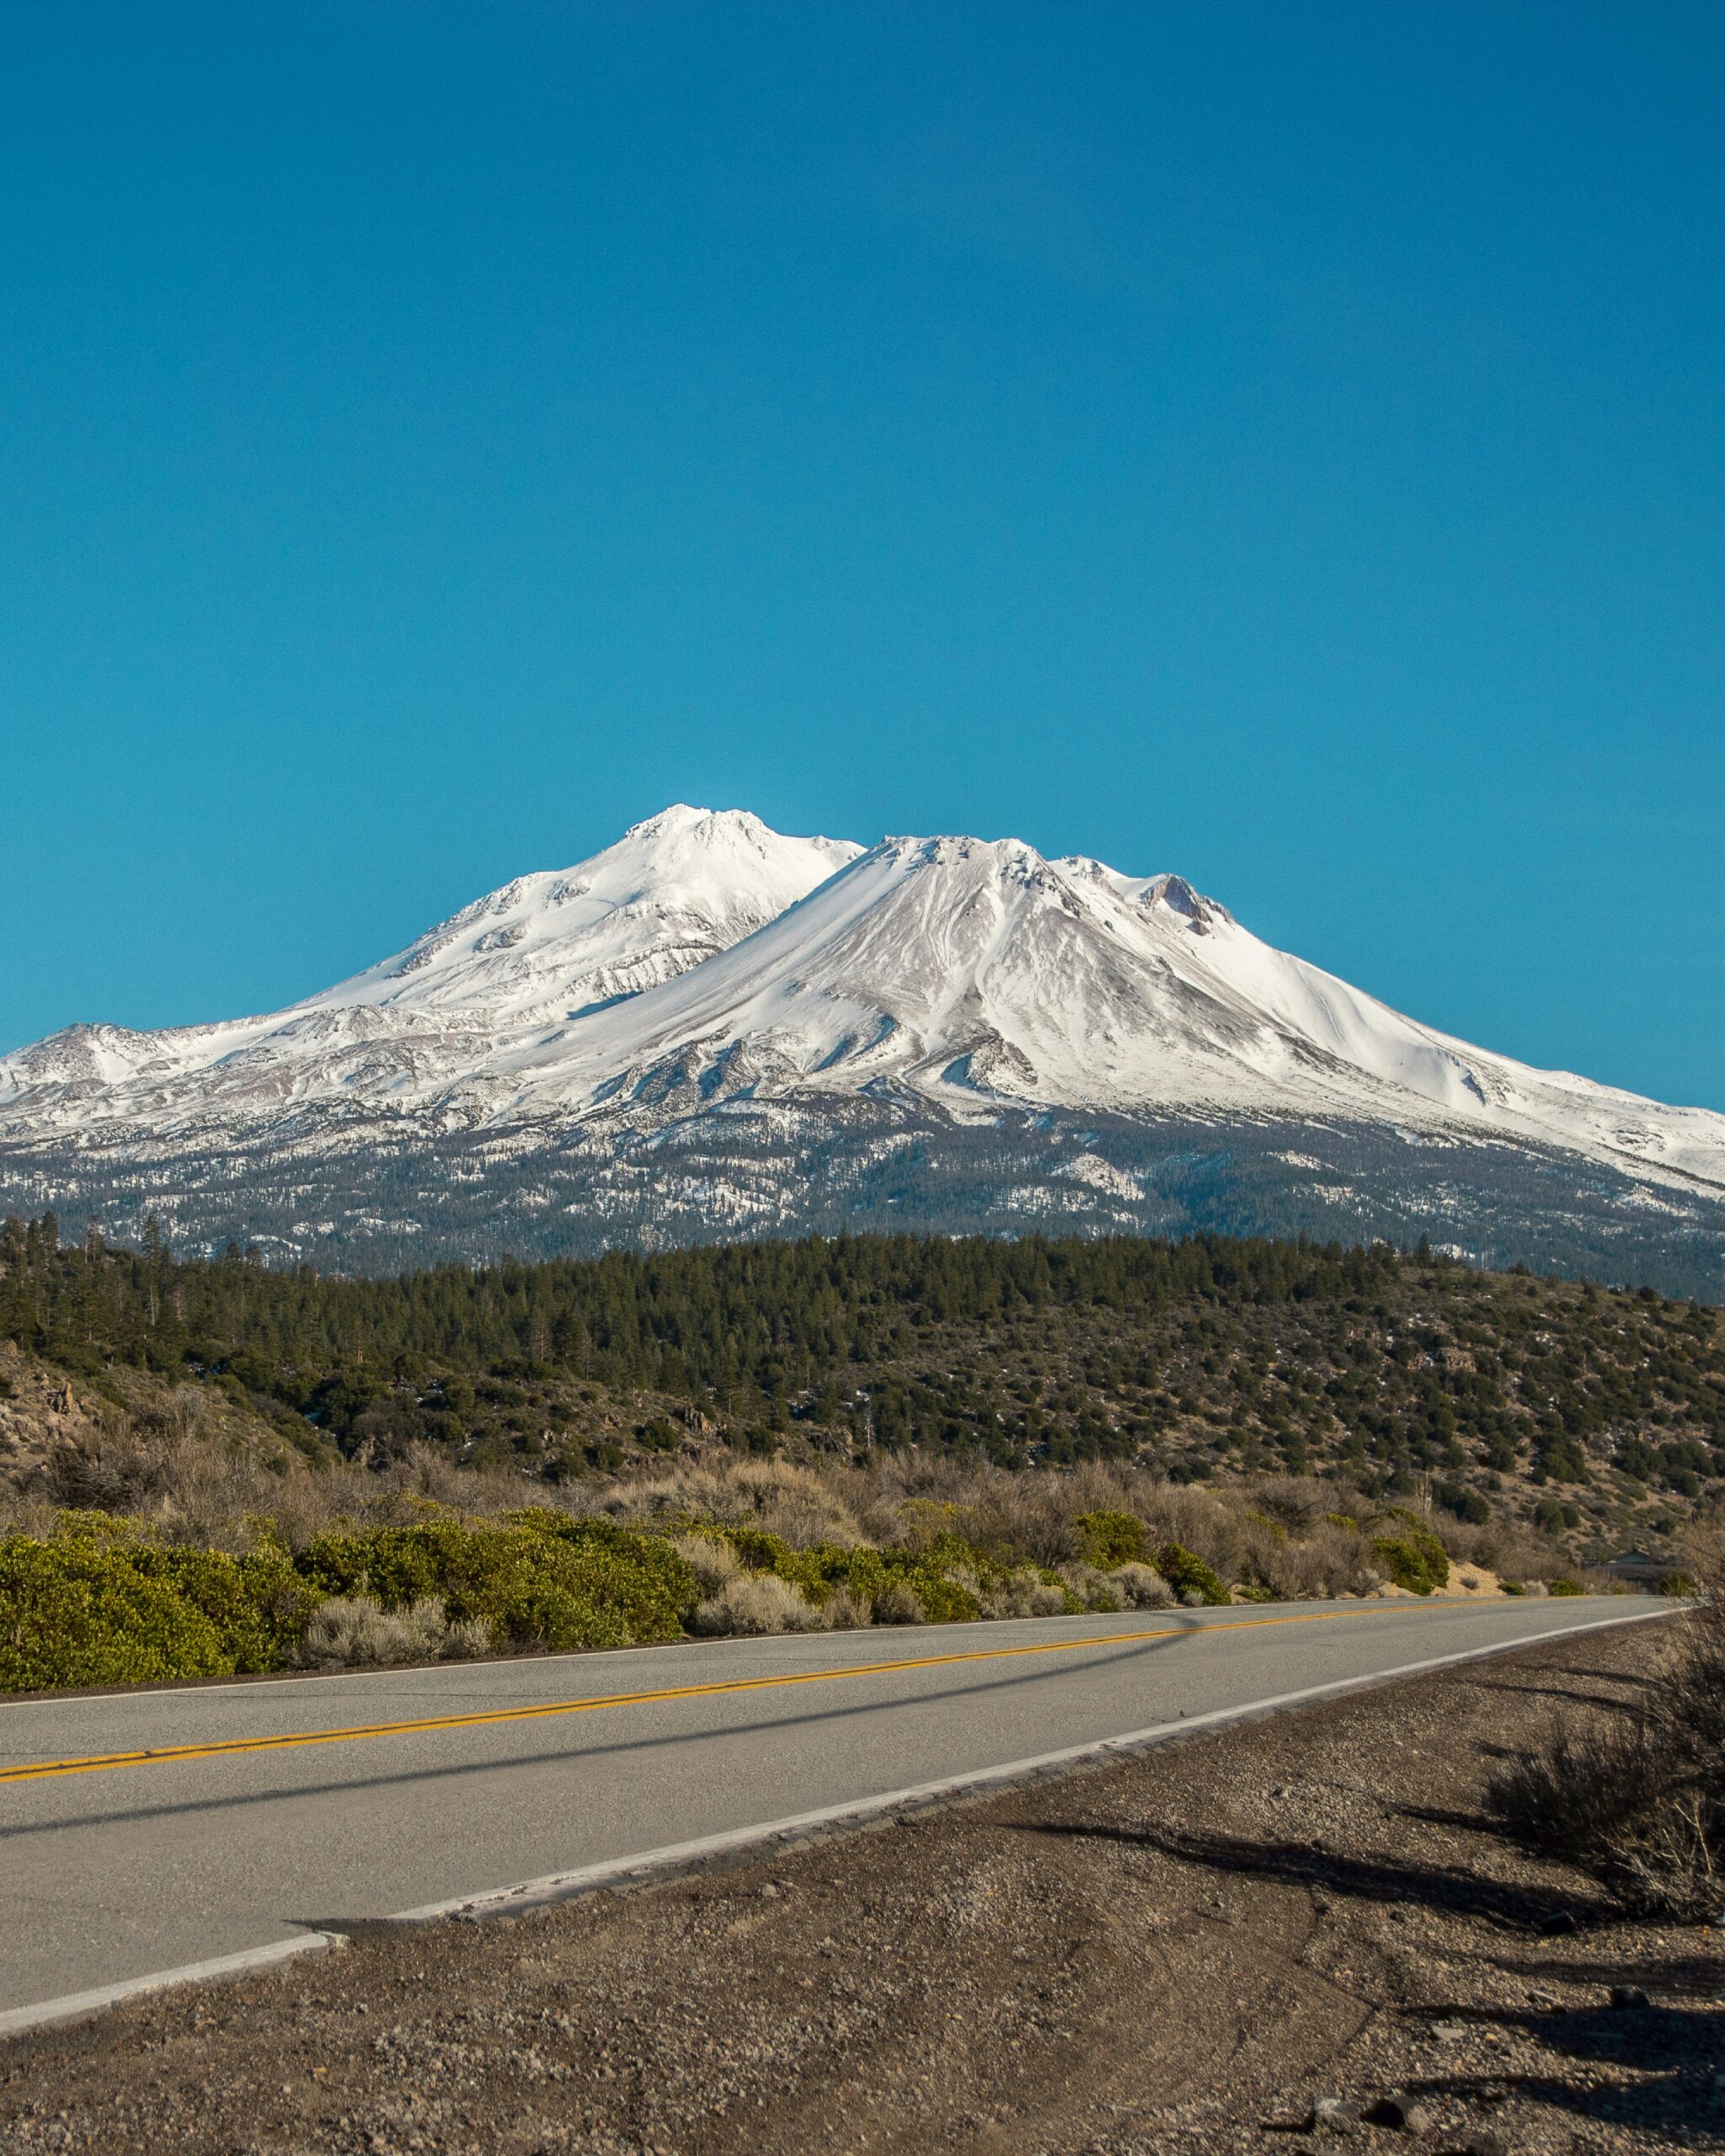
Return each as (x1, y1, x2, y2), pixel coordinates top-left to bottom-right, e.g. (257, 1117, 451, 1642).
(0, 1931, 343, 2041)
(391, 1605, 1669, 1920)
(0, 1604, 1669, 2042)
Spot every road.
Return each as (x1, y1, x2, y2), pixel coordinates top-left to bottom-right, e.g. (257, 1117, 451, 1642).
(0, 1593, 1661, 2029)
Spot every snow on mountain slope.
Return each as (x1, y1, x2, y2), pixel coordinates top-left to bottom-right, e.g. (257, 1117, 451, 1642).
(313, 804, 861, 1023)
(0, 808, 860, 1128)
(3, 811, 1722, 1203)
(478, 832, 1725, 1191)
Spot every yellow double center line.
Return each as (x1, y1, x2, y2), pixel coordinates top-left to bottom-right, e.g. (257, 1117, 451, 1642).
(0, 1601, 1451, 1788)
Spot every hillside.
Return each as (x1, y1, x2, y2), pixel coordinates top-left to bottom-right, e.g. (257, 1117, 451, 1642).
(3, 1220, 1719, 1568)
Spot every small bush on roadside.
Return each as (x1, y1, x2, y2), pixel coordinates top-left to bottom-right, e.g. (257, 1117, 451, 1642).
(1111, 1561, 1175, 1610)
(0, 1518, 232, 1691)
(0, 1512, 317, 1692)
(713, 1524, 990, 1626)
(690, 1572, 822, 1636)
(873, 1581, 926, 1625)
(139, 1535, 318, 1671)
(295, 1593, 489, 1670)
(1060, 1561, 1128, 1613)
(300, 1510, 698, 1652)
(1157, 1542, 1229, 1606)
(1487, 1527, 1725, 1920)
(1236, 1516, 1381, 1601)
(823, 1588, 873, 1630)
(973, 1567, 1072, 1620)
(1370, 1508, 1450, 1596)
(670, 1532, 743, 1594)
(1074, 1509, 1149, 1569)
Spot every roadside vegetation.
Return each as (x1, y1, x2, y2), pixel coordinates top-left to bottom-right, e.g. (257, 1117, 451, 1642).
(1, 1219, 1706, 1693)
(0, 1434, 1601, 1694)
(1487, 1524, 1724, 1919)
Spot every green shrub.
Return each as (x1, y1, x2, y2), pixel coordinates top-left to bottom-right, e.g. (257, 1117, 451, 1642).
(1075, 1509, 1149, 1568)
(1548, 1577, 1583, 1597)
(0, 1516, 233, 1691)
(1157, 1543, 1230, 1605)
(139, 1539, 317, 1671)
(1370, 1508, 1450, 1595)
(1500, 1577, 1527, 1595)
(300, 1510, 697, 1652)
(718, 1524, 991, 1625)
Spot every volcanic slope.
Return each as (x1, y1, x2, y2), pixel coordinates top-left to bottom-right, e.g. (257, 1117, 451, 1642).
(489, 833, 1725, 1187)
(0, 808, 860, 1128)
(3, 813, 1723, 1284)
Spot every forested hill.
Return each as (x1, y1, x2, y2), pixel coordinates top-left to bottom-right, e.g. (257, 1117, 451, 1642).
(3, 1216, 1722, 1550)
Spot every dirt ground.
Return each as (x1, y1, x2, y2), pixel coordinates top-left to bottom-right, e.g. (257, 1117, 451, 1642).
(3, 1622, 1721, 2156)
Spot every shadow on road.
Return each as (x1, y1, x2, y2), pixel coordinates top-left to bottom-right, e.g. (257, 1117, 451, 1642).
(0, 1626, 1204, 1842)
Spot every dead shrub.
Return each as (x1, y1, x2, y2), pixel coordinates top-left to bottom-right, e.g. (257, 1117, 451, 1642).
(1112, 1561, 1175, 1610)
(670, 1532, 743, 1593)
(873, 1581, 926, 1625)
(295, 1594, 489, 1671)
(1487, 1524, 1725, 1919)
(950, 1481, 1081, 1568)
(41, 1430, 172, 1513)
(823, 1588, 873, 1630)
(690, 1572, 823, 1637)
(1241, 1518, 1381, 1601)
(975, 1569, 1069, 1620)
(1059, 1561, 1127, 1613)
(607, 1460, 865, 1549)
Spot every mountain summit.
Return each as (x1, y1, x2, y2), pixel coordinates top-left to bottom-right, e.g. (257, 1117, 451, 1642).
(0, 808, 859, 1123)
(3, 809, 1722, 1289)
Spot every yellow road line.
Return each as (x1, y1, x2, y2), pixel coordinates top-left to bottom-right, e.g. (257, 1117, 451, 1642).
(0, 1601, 1477, 1788)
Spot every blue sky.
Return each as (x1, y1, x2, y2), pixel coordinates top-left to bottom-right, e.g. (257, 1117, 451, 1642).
(3, 2, 1722, 1107)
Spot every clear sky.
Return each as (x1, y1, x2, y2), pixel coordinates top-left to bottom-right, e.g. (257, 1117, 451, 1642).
(3, 3, 1722, 1108)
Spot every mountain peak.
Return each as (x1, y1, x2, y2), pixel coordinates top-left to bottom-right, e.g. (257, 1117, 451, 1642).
(624, 802, 750, 840)
(3, 807, 1723, 1274)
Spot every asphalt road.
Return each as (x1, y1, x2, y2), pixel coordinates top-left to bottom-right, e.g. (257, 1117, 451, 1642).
(0, 1593, 1661, 2025)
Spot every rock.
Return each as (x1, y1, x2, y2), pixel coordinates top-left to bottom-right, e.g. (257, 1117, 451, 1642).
(1456, 2133, 1509, 2156)
(1308, 2094, 1359, 2127)
(1431, 2020, 1469, 2042)
(1368, 2093, 1434, 2132)
(1609, 1983, 1650, 2009)
(1535, 1909, 1578, 1935)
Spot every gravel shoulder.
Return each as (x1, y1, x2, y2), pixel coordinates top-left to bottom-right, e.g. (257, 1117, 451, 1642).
(3, 1618, 1720, 2155)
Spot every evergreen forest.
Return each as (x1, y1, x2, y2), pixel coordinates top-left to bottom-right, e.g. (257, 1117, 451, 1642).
(3, 1214, 1721, 1552)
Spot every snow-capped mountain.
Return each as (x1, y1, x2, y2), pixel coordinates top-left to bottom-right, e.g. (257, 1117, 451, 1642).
(3, 808, 1723, 1291)
(0, 807, 860, 1125)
